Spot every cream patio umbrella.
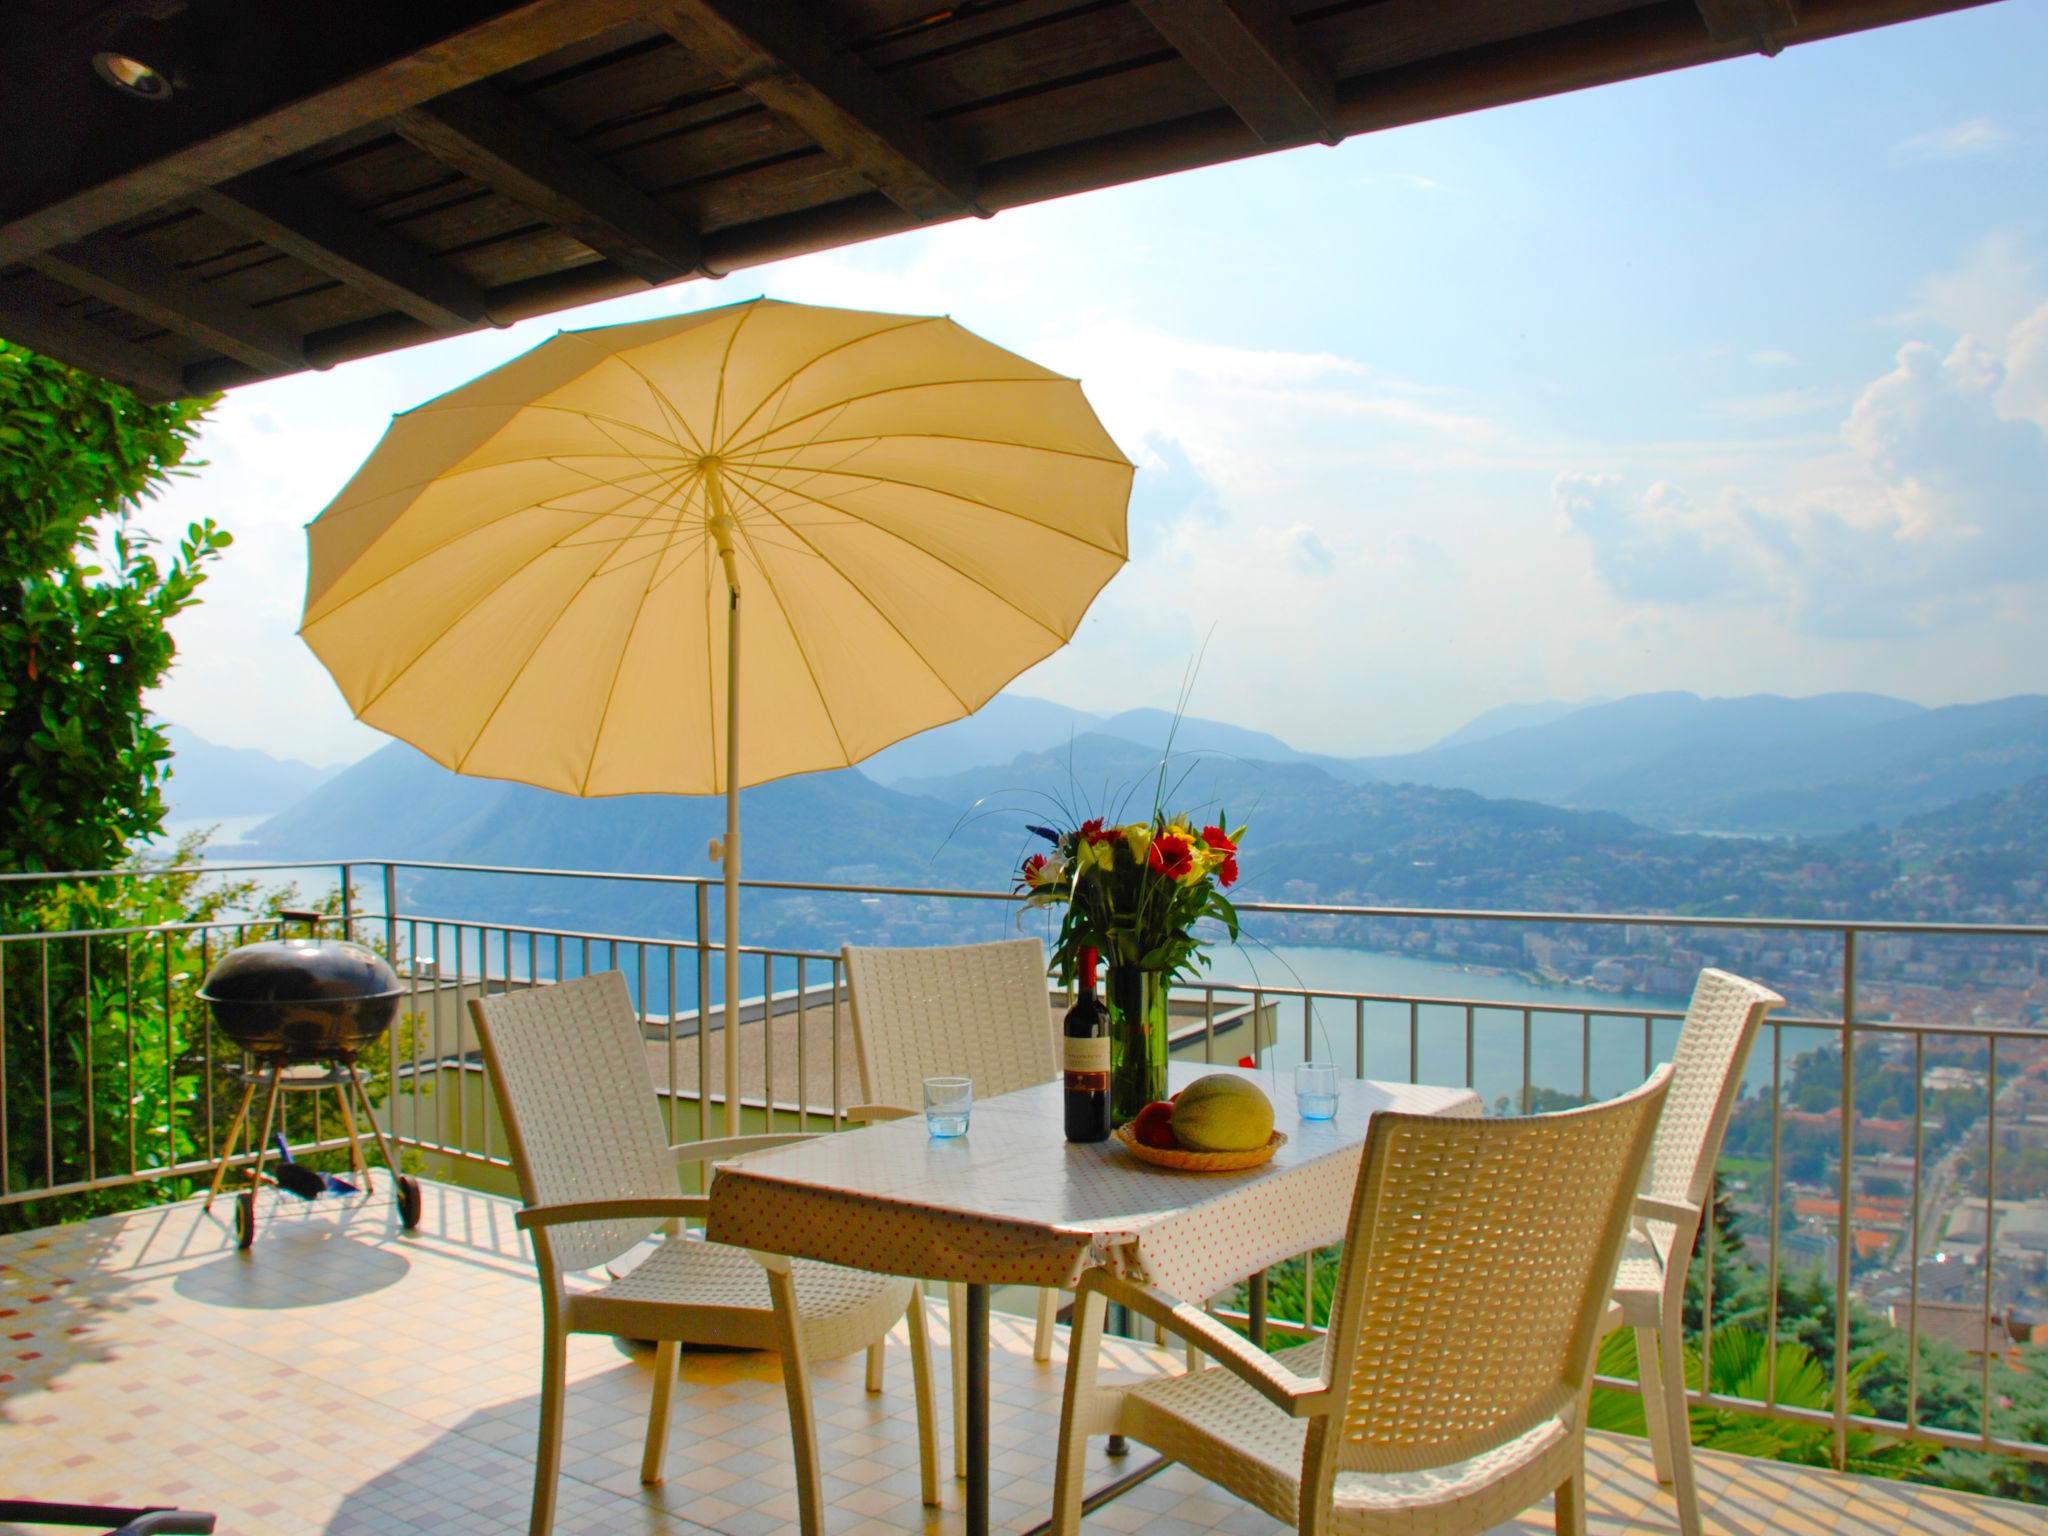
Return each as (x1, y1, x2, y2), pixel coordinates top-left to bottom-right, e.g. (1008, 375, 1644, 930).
(301, 299, 1133, 1133)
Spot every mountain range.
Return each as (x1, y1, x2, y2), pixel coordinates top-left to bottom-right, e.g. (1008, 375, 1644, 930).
(187, 687, 2048, 955)
(160, 725, 336, 820)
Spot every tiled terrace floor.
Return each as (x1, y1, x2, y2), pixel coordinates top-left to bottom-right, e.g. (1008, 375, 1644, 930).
(1, 1181, 2037, 1536)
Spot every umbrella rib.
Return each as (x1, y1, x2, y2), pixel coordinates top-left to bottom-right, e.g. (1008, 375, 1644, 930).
(719, 459, 1128, 560)
(716, 481, 879, 767)
(302, 457, 697, 629)
(709, 301, 761, 451)
(614, 353, 709, 459)
(722, 375, 1104, 462)
(723, 471, 973, 724)
(444, 523, 686, 776)
(576, 475, 702, 796)
(735, 429, 1132, 468)
(715, 315, 942, 451)
(720, 463, 1067, 644)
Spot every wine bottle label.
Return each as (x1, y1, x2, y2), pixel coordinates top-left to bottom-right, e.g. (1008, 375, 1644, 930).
(1062, 1036, 1110, 1072)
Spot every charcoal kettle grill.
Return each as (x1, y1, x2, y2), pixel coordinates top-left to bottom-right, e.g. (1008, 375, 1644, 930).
(197, 938, 421, 1248)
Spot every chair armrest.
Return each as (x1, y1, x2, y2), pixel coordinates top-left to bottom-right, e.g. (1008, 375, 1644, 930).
(672, 1133, 816, 1167)
(516, 1195, 709, 1230)
(1633, 1195, 1699, 1230)
(1076, 1269, 1331, 1417)
(844, 1103, 916, 1124)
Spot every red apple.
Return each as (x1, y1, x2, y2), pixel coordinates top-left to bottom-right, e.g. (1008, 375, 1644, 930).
(1131, 1101, 1179, 1149)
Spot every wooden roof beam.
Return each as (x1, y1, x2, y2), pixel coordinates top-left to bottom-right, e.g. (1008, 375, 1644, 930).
(653, 0, 982, 222)
(0, 0, 662, 267)
(0, 289, 187, 401)
(193, 171, 497, 333)
(1133, 0, 1340, 147)
(394, 83, 702, 287)
(30, 236, 305, 375)
(1696, 0, 1804, 49)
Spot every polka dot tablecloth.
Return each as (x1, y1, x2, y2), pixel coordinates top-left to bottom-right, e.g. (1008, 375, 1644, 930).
(703, 1064, 1480, 1301)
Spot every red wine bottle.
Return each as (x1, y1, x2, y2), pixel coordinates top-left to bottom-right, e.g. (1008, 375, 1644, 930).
(1063, 948, 1111, 1143)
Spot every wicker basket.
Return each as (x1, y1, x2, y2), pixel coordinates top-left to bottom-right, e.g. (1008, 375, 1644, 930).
(1112, 1125, 1286, 1171)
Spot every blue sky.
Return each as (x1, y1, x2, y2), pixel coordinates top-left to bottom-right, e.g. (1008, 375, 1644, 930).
(139, 2, 2048, 764)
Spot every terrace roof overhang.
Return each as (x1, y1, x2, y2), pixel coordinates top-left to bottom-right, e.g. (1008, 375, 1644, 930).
(0, 0, 1999, 401)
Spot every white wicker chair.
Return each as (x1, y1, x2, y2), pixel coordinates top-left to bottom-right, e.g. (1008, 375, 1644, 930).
(842, 938, 1065, 1471)
(1604, 968, 1783, 1536)
(471, 971, 939, 1536)
(1048, 1065, 1674, 1536)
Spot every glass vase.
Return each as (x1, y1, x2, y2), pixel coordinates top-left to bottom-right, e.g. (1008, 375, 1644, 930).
(1103, 963, 1169, 1125)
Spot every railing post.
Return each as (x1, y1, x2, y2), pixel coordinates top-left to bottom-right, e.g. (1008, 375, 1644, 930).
(383, 862, 399, 963)
(1832, 927, 1857, 1472)
(339, 862, 354, 941)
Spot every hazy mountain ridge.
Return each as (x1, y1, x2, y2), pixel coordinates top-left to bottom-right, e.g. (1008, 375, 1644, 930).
(160, 725, 337, 820)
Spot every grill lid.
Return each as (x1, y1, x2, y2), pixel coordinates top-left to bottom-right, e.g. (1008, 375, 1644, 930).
(199, 938, 400, 1005)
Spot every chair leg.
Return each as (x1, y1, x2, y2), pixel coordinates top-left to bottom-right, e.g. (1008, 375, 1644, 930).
(1659, 1309, 1703, 1536)
(766, 1261, 826, 1536)
(866, 1339, 886, 1392)
(530, 1315, 568, 1536)
(640, 1339, 679, 1485)
(905, 1288, 941, 1507)
(1634, 1326, 1674, 1484)
(948, 1280, 968, 1479)
(1555, 1462, 1588, 1536)
(1050, 1287, 1108, 1536)
(1034, 1286, 1058, 1362)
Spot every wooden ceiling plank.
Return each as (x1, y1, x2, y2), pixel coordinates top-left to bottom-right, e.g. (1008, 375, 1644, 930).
(0, 290, 187, 400)
(653, 0, 982, 221)
(0, 0, 662, 267)
(30, 236, 305, 373)
(1132, 0, 1339, 146)
(193, 171, 496, 332)
(394, 82, 702, 285)
(1696, 0, 1803, 47)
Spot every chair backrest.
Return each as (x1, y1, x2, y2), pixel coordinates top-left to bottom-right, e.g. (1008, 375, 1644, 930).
(471, 971, 675, 1273)
(842, 939, 1056, 1110)
(1315, 1065, 1672, 1480)
(1641, 969, 1783, 1217)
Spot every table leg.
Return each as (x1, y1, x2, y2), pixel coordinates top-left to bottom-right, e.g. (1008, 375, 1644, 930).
(966, 1282, 989, 1535)
(1248, 1269, 1268, 1349)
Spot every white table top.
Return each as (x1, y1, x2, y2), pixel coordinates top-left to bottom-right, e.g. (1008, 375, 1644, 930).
(704, 1062, 1480, 1297)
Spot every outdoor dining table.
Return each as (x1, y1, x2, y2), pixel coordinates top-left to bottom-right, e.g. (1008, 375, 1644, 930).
(703, 1060, 1482, 1534)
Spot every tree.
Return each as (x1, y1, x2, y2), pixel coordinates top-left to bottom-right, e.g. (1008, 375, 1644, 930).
(0, 340, 225, 875)
(0, 342, 227, 1226)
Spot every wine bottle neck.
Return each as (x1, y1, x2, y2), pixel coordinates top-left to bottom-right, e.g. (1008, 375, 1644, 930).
(1080, 946, 1098, 994)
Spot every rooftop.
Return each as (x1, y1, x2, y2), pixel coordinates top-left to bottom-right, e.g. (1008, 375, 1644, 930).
(2, 1180, 2038, 1536)
(0, 0, 1994, 399)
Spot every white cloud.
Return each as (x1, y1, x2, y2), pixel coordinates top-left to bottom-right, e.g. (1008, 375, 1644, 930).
(1748, 349, 1799, 368)
(1890, 231, 2040, 348)
(1895, 116, 2015, 161)
(1565, 322, 2048, 638)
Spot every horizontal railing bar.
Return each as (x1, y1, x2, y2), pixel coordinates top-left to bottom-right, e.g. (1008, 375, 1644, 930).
(10, 859, 2048, 939)
(0, 1134, 359, 1208)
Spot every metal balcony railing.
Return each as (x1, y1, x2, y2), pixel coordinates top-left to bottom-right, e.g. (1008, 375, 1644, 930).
(2, 856, 2044, 1483)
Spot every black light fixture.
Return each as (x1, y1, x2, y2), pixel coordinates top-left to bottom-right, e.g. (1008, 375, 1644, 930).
(91, 16, 191, 102)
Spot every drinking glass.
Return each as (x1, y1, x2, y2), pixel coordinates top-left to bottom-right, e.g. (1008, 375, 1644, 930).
(1295, 1061, 1338, 1121)
(924, 1076, 972, 1137)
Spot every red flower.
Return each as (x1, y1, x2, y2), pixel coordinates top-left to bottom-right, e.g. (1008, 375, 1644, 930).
(1018, 853, 1049, 888)
(1079, 817, 1110, 845)
(1201, 824, 1240, 887)
(1147, 833, 1194, 881)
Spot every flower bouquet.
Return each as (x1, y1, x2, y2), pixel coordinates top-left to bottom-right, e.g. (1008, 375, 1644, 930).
(1018, 815, 1243, 1122)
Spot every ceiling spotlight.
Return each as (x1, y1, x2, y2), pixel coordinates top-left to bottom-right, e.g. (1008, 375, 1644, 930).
(91, 18, 190, 102)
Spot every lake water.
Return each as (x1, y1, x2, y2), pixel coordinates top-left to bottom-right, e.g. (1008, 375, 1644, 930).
(1203, 944, 1824, 1111)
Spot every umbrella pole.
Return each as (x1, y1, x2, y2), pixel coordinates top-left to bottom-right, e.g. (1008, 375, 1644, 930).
(712, 489, 743, 1138)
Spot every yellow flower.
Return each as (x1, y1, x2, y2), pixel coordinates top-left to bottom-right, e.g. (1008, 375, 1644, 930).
(1121, 822, 1153, 860)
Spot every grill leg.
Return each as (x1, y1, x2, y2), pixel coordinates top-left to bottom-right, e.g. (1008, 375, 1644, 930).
(248, 1069, 286, 1196)
(333, 1079, 372, 1193)
(204, 1078, 258, 1211)
(345, 1063, 405, 1182)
